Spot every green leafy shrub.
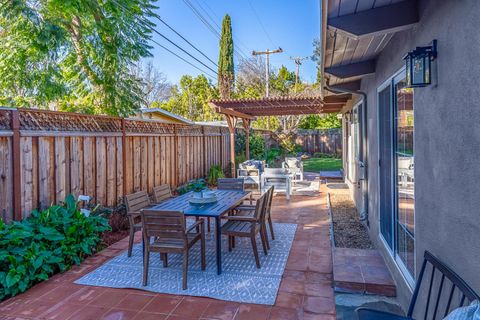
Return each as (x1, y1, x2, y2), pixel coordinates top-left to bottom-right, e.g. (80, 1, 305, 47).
(266, 148, 283, 166)
(249, 134, 266, 159)
(176, 179, 207, 195)
(0, 195, 110, 301)
(235, 132, 266, 160)
(235, 153, 247, 168)
(207, 165, 225, 186)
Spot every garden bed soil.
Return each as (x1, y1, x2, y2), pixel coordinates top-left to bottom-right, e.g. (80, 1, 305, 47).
(101, 230, 129, 247)
(329, 194, 374, 250)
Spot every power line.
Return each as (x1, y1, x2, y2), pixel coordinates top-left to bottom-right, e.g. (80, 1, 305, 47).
(151, 28, 217, 75)
(112, 0, 217, 78)
(193, 0, 250, 59)
(157, 17, 217, 67)
(247, 0, 276, 48)
(183, 0, 249, 62)
(183, 0, 220, 38)
(152, 39, 216, 79)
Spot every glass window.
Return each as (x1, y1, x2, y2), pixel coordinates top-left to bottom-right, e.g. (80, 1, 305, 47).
(394, 77, 415, 277)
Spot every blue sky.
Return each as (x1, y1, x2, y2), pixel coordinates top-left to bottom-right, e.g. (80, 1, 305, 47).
(148, 0, 321, 84)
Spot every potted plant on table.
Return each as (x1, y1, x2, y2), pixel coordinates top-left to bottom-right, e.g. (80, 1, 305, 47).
(192, 180, 207, 198)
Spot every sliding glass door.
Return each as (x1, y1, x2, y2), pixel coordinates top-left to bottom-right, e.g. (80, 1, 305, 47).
(394, 73, 415, 279)
(378, 84, 394, 250)
(378, 70, 415, 285)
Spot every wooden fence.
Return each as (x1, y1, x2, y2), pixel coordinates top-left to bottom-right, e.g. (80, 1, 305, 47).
(294, 129, 342, 155)
(0, 108, 231, 223)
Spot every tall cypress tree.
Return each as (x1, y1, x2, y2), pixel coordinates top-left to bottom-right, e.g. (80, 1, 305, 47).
(218, 14, 234, 99)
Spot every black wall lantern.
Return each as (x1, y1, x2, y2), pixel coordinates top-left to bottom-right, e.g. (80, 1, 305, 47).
(404, 40, 437, 87)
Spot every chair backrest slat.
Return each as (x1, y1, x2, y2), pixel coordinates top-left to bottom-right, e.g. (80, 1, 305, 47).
(218, 178, 245, 191)
(444, 283, 456, 317)
(153, 184, 172, 203)
(125, 191, 150, 213)
(432, 274, 445, 319)
(407, 251, 480, 319)
(423, 267, 436, 320)
(265, 186, 274, 219)
(141, 210, 186, 242)
(253, 192, 268, 221)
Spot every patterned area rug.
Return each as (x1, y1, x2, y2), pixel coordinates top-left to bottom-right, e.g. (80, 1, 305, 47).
(75, 223, 297, 305)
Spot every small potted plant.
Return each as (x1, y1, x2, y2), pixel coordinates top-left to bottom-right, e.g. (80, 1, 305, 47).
(192, 179, 206, 198)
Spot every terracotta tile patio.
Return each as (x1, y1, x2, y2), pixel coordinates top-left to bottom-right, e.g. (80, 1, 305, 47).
(0, 185, 336, 320)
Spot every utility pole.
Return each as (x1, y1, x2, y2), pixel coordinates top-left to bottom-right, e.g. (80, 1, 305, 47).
(252, 48, 283, 97)
(290, 56, 309, 92)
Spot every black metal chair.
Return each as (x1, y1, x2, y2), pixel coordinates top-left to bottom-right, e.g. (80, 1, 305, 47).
(356, 250, 480, 320)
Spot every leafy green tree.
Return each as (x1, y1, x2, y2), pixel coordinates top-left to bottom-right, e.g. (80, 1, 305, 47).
(270, 65, 296, 95)
(157, 74, 221, 122)
(299, 114, 341, 129)
(218, 14, 234, 99)
(0, 0, 157, 116)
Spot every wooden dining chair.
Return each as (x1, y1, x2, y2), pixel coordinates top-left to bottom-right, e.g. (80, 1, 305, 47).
(152, 184, 173, 203)
(234, 186, 274, 250)
(201, 178, 245, 233)
(217, 178, 245, 191)
(124, 190, 151, 257)
(221, 192, 268, 268)
(140, 210, 206, 290)
(264, 186, 275, 240)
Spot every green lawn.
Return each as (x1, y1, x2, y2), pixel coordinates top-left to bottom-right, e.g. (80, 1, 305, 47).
(303, 157, 343, 172)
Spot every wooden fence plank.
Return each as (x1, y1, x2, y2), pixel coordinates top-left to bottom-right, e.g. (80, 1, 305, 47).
(147, 137, 154, 193)
(140, 137, 148, 192)
(55, 137, 67, 204)
(21, 137, 33, 218)
(106, 137, 116, 206)
(154, 137, 161, 187)
(0, 137, 13, 222)
(38, 137, 54, 209)
(116, 137, 123, 204)
(95, 137, 107, 205)
(70, 137, 84, 199)
(83, 137, 96, 201)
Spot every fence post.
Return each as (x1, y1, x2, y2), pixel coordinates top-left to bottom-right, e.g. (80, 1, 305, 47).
(11, 109, 22, 221)
(202, 126, 207, 176)
(174, 125, 179, 187)
(219, 127, 223, 171)
(121, 118, 127, 198)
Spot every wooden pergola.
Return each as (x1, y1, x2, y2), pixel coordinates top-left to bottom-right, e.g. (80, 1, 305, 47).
(209, 95, 351, 176)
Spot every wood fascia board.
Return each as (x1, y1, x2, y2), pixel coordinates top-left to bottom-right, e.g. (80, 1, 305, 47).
(325, 60, 376, 79)
(329, 80, 362, 92)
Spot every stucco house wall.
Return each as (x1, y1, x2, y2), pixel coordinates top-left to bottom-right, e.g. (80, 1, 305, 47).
(348, 0, 480, 309)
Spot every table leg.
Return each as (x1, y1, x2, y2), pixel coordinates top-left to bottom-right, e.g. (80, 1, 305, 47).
(215, 217, 222, 275)
(286, 177, 291, 200)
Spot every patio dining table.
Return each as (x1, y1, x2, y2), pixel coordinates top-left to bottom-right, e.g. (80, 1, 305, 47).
(150, 189, 250, 275)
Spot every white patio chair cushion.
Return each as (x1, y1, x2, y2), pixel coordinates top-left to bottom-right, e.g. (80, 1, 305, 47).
(443, 300, 480, 320)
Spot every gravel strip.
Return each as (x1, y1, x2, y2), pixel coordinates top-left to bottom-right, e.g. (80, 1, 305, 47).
(330, 194, 374, 249)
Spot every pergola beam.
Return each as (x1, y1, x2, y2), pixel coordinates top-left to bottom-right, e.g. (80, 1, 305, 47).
(209, 103, 254, 120)
(325, 60, 376, 79)
(328, 0, 418, 39)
